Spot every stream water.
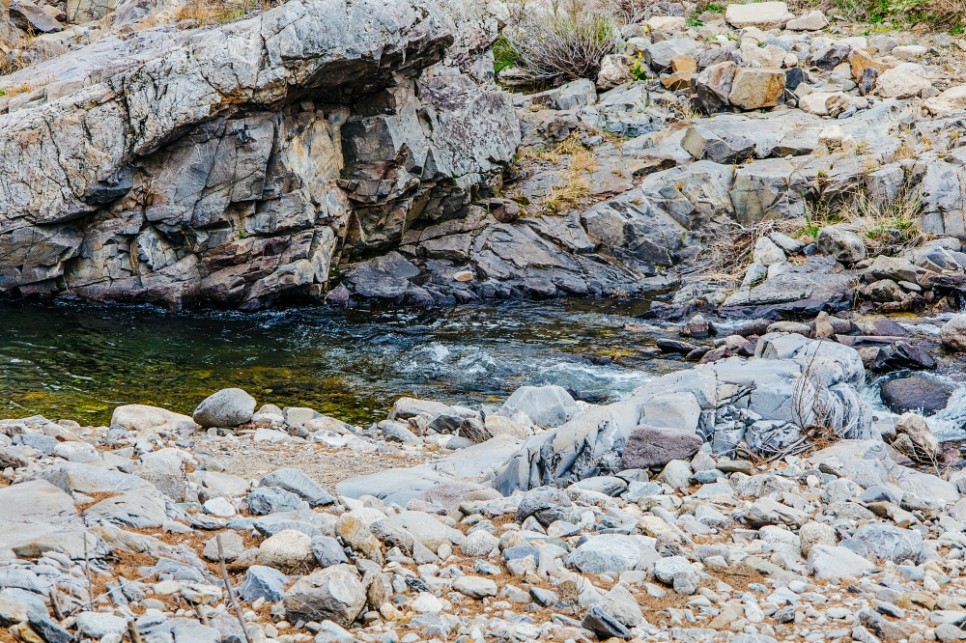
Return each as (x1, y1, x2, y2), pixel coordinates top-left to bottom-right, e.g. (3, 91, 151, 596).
(0, 299, 687, 426)
(2, 300, 964, 439)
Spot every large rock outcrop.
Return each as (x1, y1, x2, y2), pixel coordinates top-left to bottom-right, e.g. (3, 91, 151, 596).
(0, 0, 519, 309)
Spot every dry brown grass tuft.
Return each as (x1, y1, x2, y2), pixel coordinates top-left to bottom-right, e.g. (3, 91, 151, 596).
(174, 0, 277, 26)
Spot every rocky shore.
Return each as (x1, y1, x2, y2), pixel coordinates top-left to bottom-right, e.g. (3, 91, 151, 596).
(2, 321, 966, 642)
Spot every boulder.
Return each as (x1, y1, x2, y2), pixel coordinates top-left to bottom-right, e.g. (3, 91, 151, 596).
(621, 425, 702, 469)
(785, 10, 827, 30)
(260, 529, 315, 570)
(728, 68, 786, 111)
(940, 314, 966, 352)
(567, 534, 659, 574)
(284, 565, 366, 627)
(193, 388, 256, 428)
(807, 545, 875, 579)
(258, 468, 336, 506)
(798, 92, 849, 117)
(725, 2, 794, 28)
(516, 486, 574, 526)
(876, 63, 931, 99)
(498, 385, 579, 427)
(111, 405, 198, 433)
(844, 524, 924, 564)
(693, 61, 737, 113)
(924, 85, 966, 116)
(816, 227, 866, 264)
(239, 566, 289, 603)
(880, 375, 953, 415)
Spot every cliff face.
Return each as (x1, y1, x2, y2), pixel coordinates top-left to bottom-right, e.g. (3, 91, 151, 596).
(0, 0, 519, 308)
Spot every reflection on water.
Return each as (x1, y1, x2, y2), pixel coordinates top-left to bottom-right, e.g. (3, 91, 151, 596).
(0, 299, 684, 425)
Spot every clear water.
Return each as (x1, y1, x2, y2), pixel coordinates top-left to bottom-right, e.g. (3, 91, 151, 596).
(0, 300, 687, 426)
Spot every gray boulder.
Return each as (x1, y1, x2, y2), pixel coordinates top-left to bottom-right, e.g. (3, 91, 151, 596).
(621, 425, 702, 469)
(515, 486, 574, 526)
(239, 565, 289, 603)
(247, 487, 310, 515)
(816, 227, 867, 264)
(498, 385, 579, 427)
(567, 534, 658, 574)
(844, 524, 924, 564)
(284, 565, 366, 627)
(258, 468, 336, 506)
(193, 388, 256, 428)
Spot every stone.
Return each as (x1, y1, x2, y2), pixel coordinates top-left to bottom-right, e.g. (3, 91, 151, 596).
(111, 405, 198, 433)
(940, 314, 966, 352)
(893, 413, 939, 459)
(284, 565, 366, 627)
(621, 425, 703, 469)
(259, 468, 336, 506)
(816, 227, 866, 264)
(75, 612, 127, 639)
(880, 375, 953, 415)
(693, 61, 737, 113)
(876, 63, 931, 98)
(260, 529, 315, 570)
(452, 576, 497, 599)
(567, 535, 658, 574)
(312, 536, 349, 568)
(653, 556, 699, 595)
(597, 54, 632, 90)
(844, 524, 924, 564)
(798, 92, 849, 117)
(725, 2, 794, 28)
(193, 388, 256, 428)
(0, 479, 95, 560)
(516, 486, 574, 526)
(807, 545, 876, 579)
(924, 85, 966, 116)
(658, 460, 693, 490)
(247, 487, 311, 515)
(498, 385, 579, 427)
(799, 521, 837, 556)
(203, 532, 244, 562)
(728, 68, 786, 110)
(203, 497, 236, 518)
(785, 10, 827, 30)
(460, 530, 499, 558)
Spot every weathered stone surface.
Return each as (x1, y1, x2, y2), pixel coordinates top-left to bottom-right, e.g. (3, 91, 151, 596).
(0, 0, 518, 310)
(880, 375, 953, 415)
(725, 1, 793, 28)
(729, 68, 786, 110)
(940, 314, 966, 352)
(621, 425, 702, 469)
(193, 388, 256, 428)
(284, 565, 366, 627)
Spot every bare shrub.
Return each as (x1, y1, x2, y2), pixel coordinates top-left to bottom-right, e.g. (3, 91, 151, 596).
(501, 1, 617, 87)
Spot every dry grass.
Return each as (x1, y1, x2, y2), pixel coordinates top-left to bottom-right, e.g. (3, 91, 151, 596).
(174, 0, 277, 26)
(0, 82, 39, 98)
(500, 0, 617, 87)
(791, 0, 966, 30)
(805, 182, 929, 256)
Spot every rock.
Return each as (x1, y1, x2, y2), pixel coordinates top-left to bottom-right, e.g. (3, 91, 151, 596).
(893, 412, 939, 458)
(658, 459, 693, 490)
(728, 68, 786, 110)
(203, 497, 236, 518)
(111, 405, 198, 433)
(844, 524, 924, 564)
(807, 545, 876, 579)
(786, 10, 827, 30)
(743, 498, 809, 527)
(621, 425, 702, 469)
(567, 535, 658, 574)
(312, 536, 349, 568)
(816, 227, 866, 264)
(643, 37, 700, 70)
(924, 85, 966, 116)
(516, 486, 574, 526)
(9, 0, 63, 33)
(693, 61, 737, 113)
(940, 315, 966, 352)
(799, 521, 837, 556)
(460, 530, 499, 557)
(203, 532, 244, 562)
(193, 388, 256, 428)
(284, 565, 366, 627)
(498, 385, 578, 427)
(876, 63, 931, 98)
(238, 565, 288, 603)
(581, 604, 632, 640)
(529, 79, 598, 111)
(259, 468, 336, 506)
(260, 529, 314, 570)
(880, 375, 953, 415)
(247, 487, 310, 515)
(798, 92, 849, 117)
(452, 576, 497, 599)
(75, 612, 127, 639)
(725, 1, 794, 28)
(0, 479, 96, 559)
(597, 54, 632, 90)
(653, 556, 699, 595)
(0, 0, 517, 310)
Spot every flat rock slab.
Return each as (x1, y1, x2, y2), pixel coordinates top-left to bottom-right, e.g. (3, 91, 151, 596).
(0, 479, 103, 559)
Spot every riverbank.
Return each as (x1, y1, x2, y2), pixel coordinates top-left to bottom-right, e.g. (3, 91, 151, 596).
(2, 328, 966, 642)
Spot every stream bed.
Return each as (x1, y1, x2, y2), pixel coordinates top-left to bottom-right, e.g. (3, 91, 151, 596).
(1, 300, 964, 440)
